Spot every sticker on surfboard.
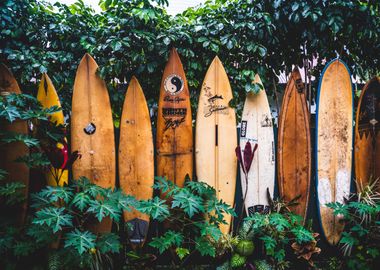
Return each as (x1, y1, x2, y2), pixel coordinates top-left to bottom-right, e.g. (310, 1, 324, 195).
(84, 123, 96, 135)
(164, 74, 184, 95)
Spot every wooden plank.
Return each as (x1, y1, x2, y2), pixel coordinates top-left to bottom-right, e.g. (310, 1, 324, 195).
(195, 56, 237, 234)
(240, 74, 275, 215)
(0, 63, 29, 226)
(277, 68, 311, 221)
(156, 48, 193, 187)
(71, 54, 116, 233)
(316, 59, 353, 245)
(119, 76, 153, 245)
(355, 77, 380, 191)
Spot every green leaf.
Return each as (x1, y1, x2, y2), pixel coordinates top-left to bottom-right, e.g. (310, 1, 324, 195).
(71, 192, 91, 211)
(15, 152, 51, 168)
(176, 247, 190, 260)
(1, 132, 39, 147)
(87, 199, 121, 222)
(197, 222, 222, 241)
(260, 235, 276, 255)
(172, 189, 204, 218)
(137, 196, 170, 221)
(149, 231, 184, 254)
(0, 104, 20, 122)
(33, 207, 73, 233)
(0, 169, 8, 180)
(195, 236, 215, 257)
(339, 232, 358, 247)
(64, 229, 96, 255)
(269, 213, 290, 231)
(97, 233, 121, 254)
(291, 226, 314, 243)
(41, 186, 74, 204)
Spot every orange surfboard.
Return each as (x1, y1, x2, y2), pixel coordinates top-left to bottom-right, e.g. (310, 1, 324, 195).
(277, 68, 311, 221)
(156, 48, 193, 187)
(71, 54, 116, 233)
(0, 63, 29, 225)
(355, 77, 380, 191)
(119, 77, 154, 244)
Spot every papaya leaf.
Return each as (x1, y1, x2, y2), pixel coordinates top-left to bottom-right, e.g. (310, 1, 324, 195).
(64, 229, 96, 255)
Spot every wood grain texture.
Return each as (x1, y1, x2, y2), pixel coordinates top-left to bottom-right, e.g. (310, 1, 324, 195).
(277, 68, 311, 221)
(0, 63, 29, 225)
(316, 59, 353, 245)
(195, 56, 237, 234)
(355, 77, 380, 191)
(240, 74, 275, 215)
(71, 54, 116, 233)
(37, 73, 68, 187)
(119, 76, 153, 243)
(156, 48, 193, 187)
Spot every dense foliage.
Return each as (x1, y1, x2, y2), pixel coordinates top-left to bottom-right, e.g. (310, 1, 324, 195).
(1, 0, 380, 123)
(327, 181, 380, 270)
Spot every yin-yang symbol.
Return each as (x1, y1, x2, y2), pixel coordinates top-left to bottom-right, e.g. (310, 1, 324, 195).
(164, 74, 184, 95)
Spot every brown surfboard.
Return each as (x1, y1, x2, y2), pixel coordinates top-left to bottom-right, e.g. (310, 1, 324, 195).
(0, 63, 29, 225)
(277, 67, 311, 221)
(156, 48, 193, 187)
(316, 59, 353, 245)
(119, 76, 153, 245)
(355, 77, 380, 191)
(71, 54, 116, 233)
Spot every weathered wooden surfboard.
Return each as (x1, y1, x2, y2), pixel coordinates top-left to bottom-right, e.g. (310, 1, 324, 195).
(239, 74, 275, 216)
(156, 48, 193, 187)
(71, 53, 116, 233)
(119, 76, 153, 245)
(355, 77, 380, 191)
(37, 73, 68, 187)
(0, 63, 29, 225)
(278, 68, 311, 221)
(316, 59, 353, 245)
(195, 56, 237, 234)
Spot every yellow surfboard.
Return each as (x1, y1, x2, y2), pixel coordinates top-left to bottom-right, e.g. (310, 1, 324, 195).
(37, 73, 68, 186)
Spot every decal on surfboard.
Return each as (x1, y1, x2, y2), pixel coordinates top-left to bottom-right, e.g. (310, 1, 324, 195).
(162, 108, 187, 131)
(261, 114, 272, 127)
(241, 121, 247, 137)
(202, 82, 228, 117)
(164, 74, 184, 95)
(84, 123, 96, 135)
(248, 205, 270, 216)
(295, 78, 305, 93)
(164, 95, 185, 103)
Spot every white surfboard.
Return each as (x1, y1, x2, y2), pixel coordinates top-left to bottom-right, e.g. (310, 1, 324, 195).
(239, 74, 275, 215)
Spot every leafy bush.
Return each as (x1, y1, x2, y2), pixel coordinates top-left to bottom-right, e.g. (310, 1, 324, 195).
(327, 180, 380, 269)
(143, 176, 236, 264)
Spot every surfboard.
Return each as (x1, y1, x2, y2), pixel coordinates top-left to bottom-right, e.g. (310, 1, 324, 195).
(316, 59, 353, 245)
(119, 76, 153, 245)
(71, 53, 116, 233)
(156, 48, 193, 187)
(195, 56, 237, 234)
(355, 77, 380, 192)
(239, 74, 275, 216)
(277, 68, 311, 221)
(0, 63, 29, 225)
(37, 73, 68, 187)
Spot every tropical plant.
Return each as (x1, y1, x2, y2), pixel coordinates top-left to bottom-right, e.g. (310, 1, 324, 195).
(220, 195, 320, 270)
(327, 180, 380, 269)
(141, 176, 236, 266)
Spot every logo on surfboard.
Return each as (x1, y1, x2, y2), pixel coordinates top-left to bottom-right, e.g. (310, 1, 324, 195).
(164, 74, 184, 95)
